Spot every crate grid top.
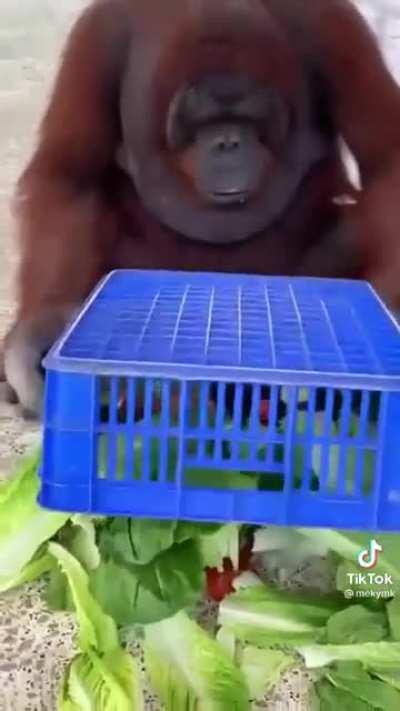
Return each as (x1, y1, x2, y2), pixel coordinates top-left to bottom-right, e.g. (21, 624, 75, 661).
(43, 270, 400, 389)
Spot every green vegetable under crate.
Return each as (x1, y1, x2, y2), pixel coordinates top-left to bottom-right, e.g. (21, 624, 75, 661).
(0, 408, 398, 710)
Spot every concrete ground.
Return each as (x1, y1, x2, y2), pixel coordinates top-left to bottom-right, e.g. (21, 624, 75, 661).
(0, 2, 399, 709)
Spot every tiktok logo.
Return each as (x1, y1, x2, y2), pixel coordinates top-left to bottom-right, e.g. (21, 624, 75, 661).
(357, 539, 383, 569)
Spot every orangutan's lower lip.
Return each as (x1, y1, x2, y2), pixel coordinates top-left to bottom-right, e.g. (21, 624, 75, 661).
(210, 190, 250, 206)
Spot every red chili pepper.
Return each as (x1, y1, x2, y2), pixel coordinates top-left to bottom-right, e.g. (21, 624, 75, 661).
(206, 562, 236, 602)
(206, 544, 254, 602)
(259, 399, 270, 425)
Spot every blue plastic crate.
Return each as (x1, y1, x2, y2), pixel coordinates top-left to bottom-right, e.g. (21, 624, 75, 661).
(40, 270, 400, 530)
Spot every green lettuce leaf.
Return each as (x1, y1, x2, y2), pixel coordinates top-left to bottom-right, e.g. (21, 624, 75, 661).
(46, 564, 74, 612)
(68, 516, 101, 570)
(216, 625, 294, 699)
(48, 542, 118, 653)
(49, 543, 143, 708)
(374, 671, 400, 691)
(49, 517, 101, 607)
(326, 605, 387, 644)
(145, 644, 197, 711)
(240, 647, 293, 700)
(98, 518, 177, 567)
(216, 627, 237, 659)
(325, 662, 400, 710)
(48, 520, 103, 612)
(218, 584, 341, 646)
(386, 598, 400, 641)
(60, 648, 143, 711)
(185, 466, 260, 491)
(145, 610, 250, 710)
(98, 518, 226, 570)
(199, 524, 240, 569)
(315, 679, 372, 710)
(0, 450, 69, 586)
(297, 642, 400, 670)
(174, 522, 222, 542)
(0, 549, 55, 593)
(89, 538, 204, 625)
